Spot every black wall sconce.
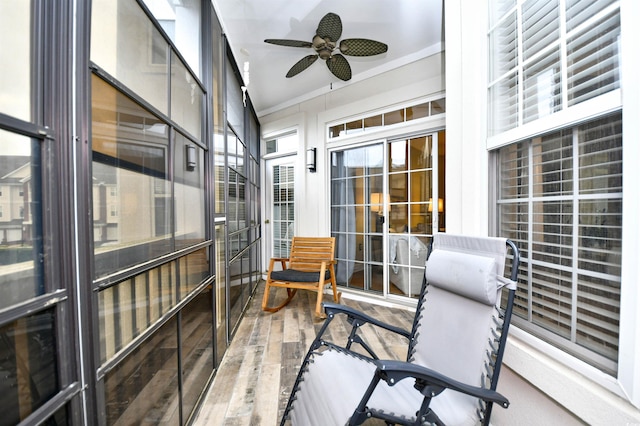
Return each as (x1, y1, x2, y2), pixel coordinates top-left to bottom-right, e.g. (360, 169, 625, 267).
(186, 145, 196, 171)
(306, 147, 316, 173)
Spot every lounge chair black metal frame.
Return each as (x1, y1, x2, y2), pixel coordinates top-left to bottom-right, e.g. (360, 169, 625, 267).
(281, 234, 520, 426)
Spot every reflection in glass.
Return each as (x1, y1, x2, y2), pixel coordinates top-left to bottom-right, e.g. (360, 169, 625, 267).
(0, 309, 58, 425)
(179, 247, 209, 299)
(99, 262, 176, 364)
(92, 75, 171, 278)
(141, 0, 202, 78)
(171, 56, 203, 139)
(91, 0, 169, 114)
(104, 317, 178, 425)
(181, 286, 214, 421)
(0, 2, 31, 121)
(175, 134, 205, 250)
(0, 131, 44, 309)
(214, 223, 227, 365)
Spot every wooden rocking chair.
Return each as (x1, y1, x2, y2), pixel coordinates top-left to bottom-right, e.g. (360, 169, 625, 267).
(262, 236, 341, 318)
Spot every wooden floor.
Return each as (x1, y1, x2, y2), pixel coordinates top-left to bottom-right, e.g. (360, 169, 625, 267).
(193, 283, 415, 426)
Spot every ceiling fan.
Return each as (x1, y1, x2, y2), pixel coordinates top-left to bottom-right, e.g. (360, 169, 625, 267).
(264, 12, 388, 81)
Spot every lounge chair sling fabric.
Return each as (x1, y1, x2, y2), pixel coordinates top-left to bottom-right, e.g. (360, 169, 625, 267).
(282, 234, 520, 426)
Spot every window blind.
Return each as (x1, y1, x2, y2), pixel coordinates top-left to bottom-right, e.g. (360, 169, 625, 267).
(488, 0, 620, 134)
(497, 113, 622, 374)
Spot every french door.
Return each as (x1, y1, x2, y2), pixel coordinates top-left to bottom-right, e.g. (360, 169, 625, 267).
(330, 130, 445, 299)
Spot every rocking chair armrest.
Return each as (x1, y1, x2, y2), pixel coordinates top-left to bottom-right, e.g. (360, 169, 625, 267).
(374, 359, 510, 408)
(322, 303, 412, 339)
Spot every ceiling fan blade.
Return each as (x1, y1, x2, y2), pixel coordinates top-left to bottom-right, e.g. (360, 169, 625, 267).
(286, 55, 319, 78)
(316, 13, 342, 42)
(265, 39, 313, 48)
(326, 54, 352, 81)
(339, 39, 388, 57)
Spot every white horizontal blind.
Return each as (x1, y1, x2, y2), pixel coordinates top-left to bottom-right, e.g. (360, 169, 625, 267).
(497, 113, 622, 374)
(488, 0, 620, 135)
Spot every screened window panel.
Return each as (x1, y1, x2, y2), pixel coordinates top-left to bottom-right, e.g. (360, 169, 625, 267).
(496, 113, 622, 374)
(523, 50, 562, 123)
(566, 11, 620, 106)
(522, 0, 559, 62)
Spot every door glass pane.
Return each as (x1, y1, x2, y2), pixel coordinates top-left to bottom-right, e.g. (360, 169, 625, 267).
(388, 136, 434, 298)
(272, 164, 295, 258)
(0, 131, 44, 309)
(0, 1, 31, 121)
(331, 143, 384, 294)
(0, 309, 58, 425)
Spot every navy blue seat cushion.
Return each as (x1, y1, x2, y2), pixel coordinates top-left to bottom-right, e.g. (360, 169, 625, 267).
(270, 269, 331, 283)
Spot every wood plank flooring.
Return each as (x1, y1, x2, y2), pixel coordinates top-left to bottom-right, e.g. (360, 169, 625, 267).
(193, 283, 415, 426)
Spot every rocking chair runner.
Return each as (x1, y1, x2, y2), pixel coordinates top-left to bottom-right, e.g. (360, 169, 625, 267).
(281, 233, 520, 426)
(262, 236, 341, 318)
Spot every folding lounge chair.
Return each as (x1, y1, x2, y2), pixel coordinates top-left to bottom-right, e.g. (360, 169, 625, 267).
(281, 233, 520, 426)
(262, 236, 341, 318)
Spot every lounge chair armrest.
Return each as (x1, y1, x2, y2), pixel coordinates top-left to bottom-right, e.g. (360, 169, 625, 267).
(323, 303, 411, 339)
(374, 359, 510, 408)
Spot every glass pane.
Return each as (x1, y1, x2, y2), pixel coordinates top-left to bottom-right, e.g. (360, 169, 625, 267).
(531, 130, 573, 197)
(409, 136, 432, 170)
(214, 223, 227, 365)
(389, 140, 408, 172)
(488, 10, 517, 81)
(363, 115, 382, 131)
(181, 286, 214, 420)
(566, 11, 620, 106)
(99, 263, 176, 364)
(329, 123, 345, 138)
(175, 135, 205, 250)
(179, 247, 209, 299)
(578, 115, 622, 195)
(141, 0, 202, 78)
(384, 109, 404, 126)
(91, 0, 169, 114)
(0, 131, 44, 309)
(104, 317, 179, 425)
(92, 75, 172, 278)
(431, 98, 446, 115)
(522, 0, 559, 62)
(0, 1, 31, 121)
(523, 50, 562, 123)
(171, 56, 203, 139)
(488, 71, 518, 135)
(0, 309, 58, 425)
(406, 103, 429, 121)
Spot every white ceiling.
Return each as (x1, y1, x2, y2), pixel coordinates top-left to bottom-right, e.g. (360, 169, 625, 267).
(212, 0, 444, 117)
